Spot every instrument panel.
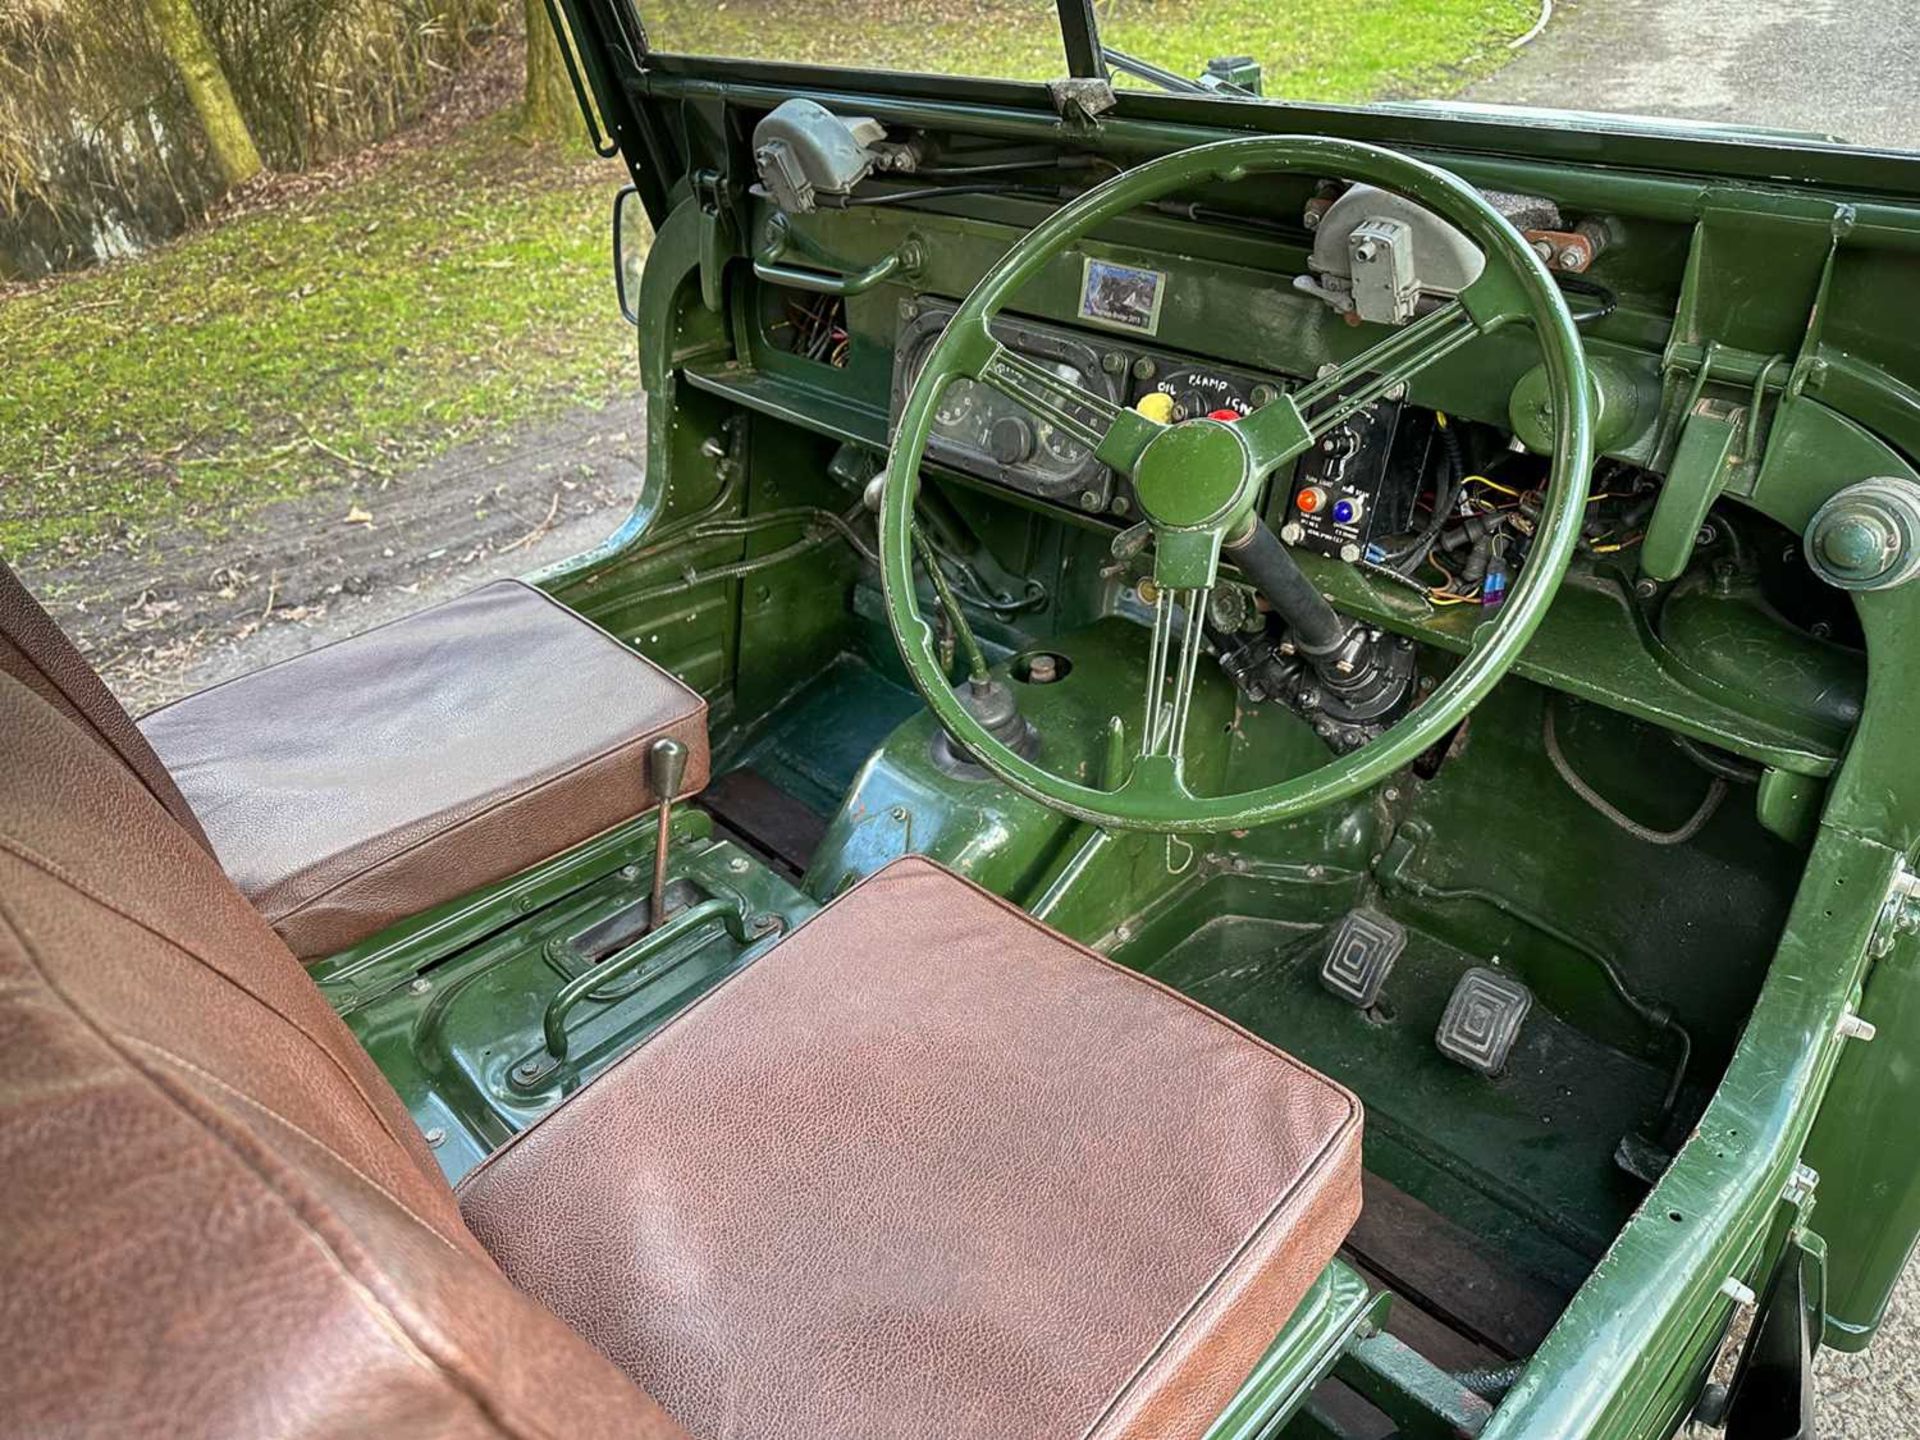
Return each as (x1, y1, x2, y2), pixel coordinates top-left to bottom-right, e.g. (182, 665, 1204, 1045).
(890, 303, 1278, 516)
(889, 305, 1434, 563)
(892, 304, 1119, 509)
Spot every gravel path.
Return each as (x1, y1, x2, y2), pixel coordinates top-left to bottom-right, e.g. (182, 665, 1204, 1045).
(19, 404, 645, 714)
(1469, 0, 1919, 151)
(1477, 6, 1920, 1431)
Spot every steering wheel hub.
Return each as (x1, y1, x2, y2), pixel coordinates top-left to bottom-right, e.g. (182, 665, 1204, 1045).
(1132, 420, 1253, 530)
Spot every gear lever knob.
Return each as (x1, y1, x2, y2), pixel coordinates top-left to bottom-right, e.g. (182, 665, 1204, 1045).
(649, 737, 689, 800)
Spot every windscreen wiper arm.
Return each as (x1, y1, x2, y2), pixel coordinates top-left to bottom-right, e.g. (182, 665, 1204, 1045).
(1100, 47, 1253, 98)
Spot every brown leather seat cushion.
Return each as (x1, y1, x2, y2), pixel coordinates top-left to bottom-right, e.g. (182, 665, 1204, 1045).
(140, 579, 708, 959)
(0, 670, 691, 1439)
(459, 856, 1363, 1440)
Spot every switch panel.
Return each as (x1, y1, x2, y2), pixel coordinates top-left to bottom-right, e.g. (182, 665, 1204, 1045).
(1277, 398, 1434, 562)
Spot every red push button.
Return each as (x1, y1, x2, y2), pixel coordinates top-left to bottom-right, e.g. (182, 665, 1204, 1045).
(1297, 486, 1328, 515)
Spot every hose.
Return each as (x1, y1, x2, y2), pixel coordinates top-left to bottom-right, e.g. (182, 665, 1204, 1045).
(1543, 702, 1727, 847)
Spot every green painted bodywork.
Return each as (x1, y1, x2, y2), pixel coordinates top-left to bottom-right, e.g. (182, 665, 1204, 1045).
(318, 7, 1920, 1435)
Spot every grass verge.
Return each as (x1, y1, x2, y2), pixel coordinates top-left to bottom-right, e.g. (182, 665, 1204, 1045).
(646, 0, 1539, 103)
(0, 110, 632, 557)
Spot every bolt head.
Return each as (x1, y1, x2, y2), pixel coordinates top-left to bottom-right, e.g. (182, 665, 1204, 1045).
(423, 1127, 446, 1148)
(728, 855, 751, 873)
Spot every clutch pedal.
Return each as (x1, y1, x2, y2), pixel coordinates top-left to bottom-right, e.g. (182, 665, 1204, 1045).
(1435, 966, 1532, 1076)
(1319, 907, 1406, 1009)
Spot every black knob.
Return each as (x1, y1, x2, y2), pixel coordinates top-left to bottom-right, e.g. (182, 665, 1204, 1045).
(988, 415, 1036, 465)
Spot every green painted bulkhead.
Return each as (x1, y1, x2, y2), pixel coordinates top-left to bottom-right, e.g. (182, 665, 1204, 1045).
(320, 21, 1920, 1439)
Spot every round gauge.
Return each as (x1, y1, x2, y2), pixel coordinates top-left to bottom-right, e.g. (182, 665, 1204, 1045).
(1039, 423, 1086, 467)
(935, 379, 978, 432)
(1036, 360, 1092, 466)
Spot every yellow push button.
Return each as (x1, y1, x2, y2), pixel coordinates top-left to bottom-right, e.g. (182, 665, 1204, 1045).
(1134, 391, 1177, 425)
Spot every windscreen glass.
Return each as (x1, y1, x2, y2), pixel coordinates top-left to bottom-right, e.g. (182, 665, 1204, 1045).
(637, 1, 1918, 154)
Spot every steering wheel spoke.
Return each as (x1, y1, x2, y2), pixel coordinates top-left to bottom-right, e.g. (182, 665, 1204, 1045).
(967, 336, 1164, 475)
(1240, 298, 1482, 473)
(1137, 585, 1209, 771)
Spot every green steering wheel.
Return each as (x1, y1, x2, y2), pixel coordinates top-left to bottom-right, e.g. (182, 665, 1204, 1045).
(880, 135, 1592, 832)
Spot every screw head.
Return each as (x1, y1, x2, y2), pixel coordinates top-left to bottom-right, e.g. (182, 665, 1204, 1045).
(408, 977, 432, 996)
(728, 855, 751, 874)
(423, 1127, 447, 1148)
(889, 805, 909, 822)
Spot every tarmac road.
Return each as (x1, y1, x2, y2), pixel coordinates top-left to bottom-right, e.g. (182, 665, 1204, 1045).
(1473, 4, 1920, 1434)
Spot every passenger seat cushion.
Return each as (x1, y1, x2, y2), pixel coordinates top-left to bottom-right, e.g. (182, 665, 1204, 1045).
(140, 579, 708, 960)
(458, 855, 1363, 1440)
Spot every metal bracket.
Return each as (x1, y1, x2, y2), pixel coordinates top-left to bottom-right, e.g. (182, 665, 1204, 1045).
(1048, 77, 1117, 126)
(1872, 857, 1920, 957)
(690, 170, 735, 314)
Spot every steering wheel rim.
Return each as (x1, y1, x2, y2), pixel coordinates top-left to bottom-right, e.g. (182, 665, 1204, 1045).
(880, 135, 1592, 832)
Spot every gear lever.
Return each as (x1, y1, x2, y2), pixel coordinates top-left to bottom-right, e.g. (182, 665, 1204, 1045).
(647, 738, 688, 933)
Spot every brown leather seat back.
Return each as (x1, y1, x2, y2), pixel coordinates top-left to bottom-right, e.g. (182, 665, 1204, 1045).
(0, 674, 687, 1439)
(0, 558, 210, 850)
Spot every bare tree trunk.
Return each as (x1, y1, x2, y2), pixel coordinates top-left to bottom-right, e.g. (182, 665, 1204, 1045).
(142, 0, 263, 187)
(522, 0, 572, 140)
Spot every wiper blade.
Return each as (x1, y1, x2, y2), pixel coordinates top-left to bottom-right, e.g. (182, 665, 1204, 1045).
(1100, 47, 1253, 98)
(1100, 47, 1203, 95)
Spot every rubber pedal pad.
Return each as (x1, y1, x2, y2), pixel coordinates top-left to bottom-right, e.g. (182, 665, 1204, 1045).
(1319, 906, 1407, 1009)
(1435, 966, 1533, 1076)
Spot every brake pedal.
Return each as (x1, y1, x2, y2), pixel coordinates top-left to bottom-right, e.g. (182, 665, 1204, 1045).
(1435, 966, 1532, 1076)
(1320, 907, 1406, 1009)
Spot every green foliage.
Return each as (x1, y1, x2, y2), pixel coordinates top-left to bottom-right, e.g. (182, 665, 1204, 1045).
(643, 0, 1538, 104)
(0, 115, 630, 556)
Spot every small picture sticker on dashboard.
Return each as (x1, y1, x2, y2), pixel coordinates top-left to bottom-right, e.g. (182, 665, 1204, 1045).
(1078, 257, 1165, 336)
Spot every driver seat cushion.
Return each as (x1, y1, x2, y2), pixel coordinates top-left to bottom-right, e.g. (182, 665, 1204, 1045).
(459, 855, 1363, 1440)
(139, 579, 709, 959)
